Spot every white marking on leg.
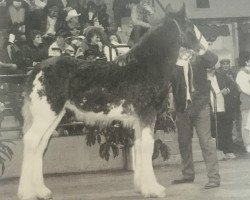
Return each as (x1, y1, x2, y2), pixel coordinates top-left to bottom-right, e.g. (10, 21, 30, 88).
(34, 110, 66, 199)
(133, 120, 142, 191)
(18, 122, 49, 200)
(140, 126, 166, 198)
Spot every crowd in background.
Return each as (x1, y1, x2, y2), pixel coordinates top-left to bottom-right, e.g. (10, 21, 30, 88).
(0, 0, 156, 74)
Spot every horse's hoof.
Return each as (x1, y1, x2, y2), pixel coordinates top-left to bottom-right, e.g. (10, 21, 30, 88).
(36, 187, 53, 200)
(141, 183, 167, 198)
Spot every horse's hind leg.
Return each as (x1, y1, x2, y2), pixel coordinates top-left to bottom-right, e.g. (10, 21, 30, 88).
(33, 109, 65, 200)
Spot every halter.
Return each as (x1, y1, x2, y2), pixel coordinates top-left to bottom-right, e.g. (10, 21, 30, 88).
(194, 25, 208, 55)
(173, 19, 186, 47)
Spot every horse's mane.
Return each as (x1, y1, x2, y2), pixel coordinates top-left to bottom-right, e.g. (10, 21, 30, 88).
(118, 17, 181, 69)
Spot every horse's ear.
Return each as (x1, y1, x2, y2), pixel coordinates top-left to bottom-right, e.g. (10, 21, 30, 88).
(165, 4, 174, 16)
(178, 3, 187, 18)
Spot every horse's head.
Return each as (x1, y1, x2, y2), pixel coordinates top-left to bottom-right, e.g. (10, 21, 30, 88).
(165, 3, 208, 55)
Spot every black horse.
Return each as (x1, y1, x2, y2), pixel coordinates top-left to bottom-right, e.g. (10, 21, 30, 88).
(18, 4, 208, 200)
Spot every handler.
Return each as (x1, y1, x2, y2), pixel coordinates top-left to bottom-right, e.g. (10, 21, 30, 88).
(171, 48, 220, 189)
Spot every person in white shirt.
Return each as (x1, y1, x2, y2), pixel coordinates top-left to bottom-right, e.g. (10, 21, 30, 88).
(48, 31, 75, 57)
(236, 54, 250, 153)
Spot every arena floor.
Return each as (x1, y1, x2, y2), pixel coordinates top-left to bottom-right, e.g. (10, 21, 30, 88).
(1, 153, 250, 200)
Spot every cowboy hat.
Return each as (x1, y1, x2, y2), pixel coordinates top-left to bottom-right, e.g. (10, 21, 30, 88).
(65, 9, 81, 21)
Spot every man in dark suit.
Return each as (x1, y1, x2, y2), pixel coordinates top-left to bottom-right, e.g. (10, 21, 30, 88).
(171, 48, 220, 189)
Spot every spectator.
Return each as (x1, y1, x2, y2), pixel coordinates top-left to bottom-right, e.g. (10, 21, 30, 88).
(97, 3, 110, 31)
(22, 30, 48, 70)
(236, 53, 250, 153)
(0, 34, 19, 74)
(26, 0, 47, 31)
(78, 0, 88, 25)
(113, 0, 128, 31)
(75, 27, 105, 60)
(40, 5, 59, 37)
(128, 0, 155, 47)
(8, 0, 27, 39)
(104, 34, 129, 61)
(85, 1, 98, 27)
(64, 9, 81, 37)
(1, 33, 25, 72)
(208, 59, 238, 159)
(48, 30, 74, 57)
(47, 0, 81, 21)
(0, 0, 10, 30)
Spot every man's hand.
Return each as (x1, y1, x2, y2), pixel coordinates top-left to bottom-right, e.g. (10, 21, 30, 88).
(221, 88, 230, 95)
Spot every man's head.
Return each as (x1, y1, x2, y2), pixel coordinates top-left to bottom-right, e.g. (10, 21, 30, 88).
(48, 5, 59, 18)
(219, 59, 230, 71)
(12, 0, 22, 8)
(30, 30, 42, 46)
(66, 9, 80, 23)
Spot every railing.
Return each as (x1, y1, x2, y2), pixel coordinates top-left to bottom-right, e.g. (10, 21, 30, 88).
(0, 74, 27, 137)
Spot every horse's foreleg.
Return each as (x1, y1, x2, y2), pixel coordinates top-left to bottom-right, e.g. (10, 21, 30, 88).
(18, 122, 49, 200)
(133, 120, 142, 191)
(33, 110, 65, 200)
(140, 125, 166, 198)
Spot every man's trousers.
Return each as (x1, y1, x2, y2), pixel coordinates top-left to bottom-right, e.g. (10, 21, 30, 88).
(176, 104, 220, 183)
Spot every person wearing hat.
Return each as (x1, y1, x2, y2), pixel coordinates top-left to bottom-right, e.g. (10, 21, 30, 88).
(171, 49, 220, 189)
(57, 9, 82, 38)
(208, 58, 238, 159)
(48, 30, 74, 57)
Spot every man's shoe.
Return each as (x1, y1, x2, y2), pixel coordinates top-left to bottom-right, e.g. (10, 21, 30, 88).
(204, 181, 220, 189)
(172, 178, 194, 184)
